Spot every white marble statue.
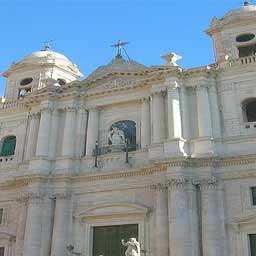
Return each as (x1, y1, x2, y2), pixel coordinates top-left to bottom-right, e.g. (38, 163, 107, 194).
(121, 238, 140, 256)
(108, 126, 125, 145)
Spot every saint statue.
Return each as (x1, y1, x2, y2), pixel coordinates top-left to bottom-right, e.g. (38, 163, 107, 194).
(108, 126, 125, 145)
(121, 238, 140, 256)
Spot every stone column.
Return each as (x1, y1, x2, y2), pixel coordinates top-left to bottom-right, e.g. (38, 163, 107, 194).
(76, 108, 88, 157)
(51, 192, 72, 256)
(62, 107, 76, 157)
(48, 109, 59, 159)
(15, 197, 28, 256)
(36, 108, 52, 157)
(196, 85, 213, 138)
(141, 97, 151, 148)
(151, 91, 165, 144)
(86, 108, 99, 156)
(167, 177, 196, 256)
(201, 177, 223, 256)
(23, 191, 45, 256)
(25, 113, 40, 160)
(167, 82, 182, 139)
(208, 85, 222, 138)
(151, 183, 169, 256)
(40, 196, 55, 256)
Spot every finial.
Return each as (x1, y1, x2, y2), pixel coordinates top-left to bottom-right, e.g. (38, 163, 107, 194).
(42, 40, 53, 51)
(161, 52, 182, 67)
(111, 40, 130, 60)
(244, 1, 252, 6)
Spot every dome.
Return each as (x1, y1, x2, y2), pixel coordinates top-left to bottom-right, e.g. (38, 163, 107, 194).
(3, 47, 83, 78)
(23, 50, 69, 62)
(222, 2, 256, 21)
(87, 55, 146, 81)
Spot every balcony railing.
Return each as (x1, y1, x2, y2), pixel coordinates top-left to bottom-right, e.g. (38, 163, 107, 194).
(0, 155, 15, 164)
(239, 55, 256, 65)
(94, 144, 140, 156)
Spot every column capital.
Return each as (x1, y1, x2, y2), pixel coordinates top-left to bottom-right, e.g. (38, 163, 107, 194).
(53, 191, 72, 200)
(140, 96, 150, 103)
(18, 191, 47, 204)
(151, 182, 168, 192)
(167, 176, 190, 190)
(40, 107, 53, 114)
(200, 176, 218, 190)
(151, 89, 166, 97)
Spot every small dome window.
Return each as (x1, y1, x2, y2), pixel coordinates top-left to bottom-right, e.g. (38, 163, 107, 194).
(236, 33, 255, 43)
(57, 78, 66, 86)
(20, 78, 33, 86)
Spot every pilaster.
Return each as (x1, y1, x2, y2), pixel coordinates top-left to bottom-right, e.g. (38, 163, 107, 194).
(36, 107, 52, 157)
(62, 107, 77, 157)
(86, 107, 99, 156)
(51, 191, 72, 256)
(141, 97, 151, 148)
(167, 177, 199, 256)
(25, 112, 40, 161)
(23, 191, 46, 256)
(151, 183, 169, 256)
(200, 177, 224, 256)
(192, 83, 215, 157)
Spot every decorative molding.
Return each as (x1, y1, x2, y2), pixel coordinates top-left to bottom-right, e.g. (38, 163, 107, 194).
(200, 176, 218, 190)
(166, 176, 189, 190)
(53, 191, 72, 200)
(150, 182, 168, 192)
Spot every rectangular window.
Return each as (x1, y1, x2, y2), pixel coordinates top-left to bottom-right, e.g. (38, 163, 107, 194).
(249, 234, 256, 256)
(0, 247, 4, 256)
(251, 187, 256, 205)
(0, 208, 3, 224)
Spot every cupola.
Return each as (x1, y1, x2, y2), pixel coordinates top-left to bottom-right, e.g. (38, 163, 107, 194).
(2, 45, 83, 101)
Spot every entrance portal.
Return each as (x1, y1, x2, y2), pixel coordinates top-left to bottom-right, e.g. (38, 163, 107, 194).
(93, 224, 138, 256)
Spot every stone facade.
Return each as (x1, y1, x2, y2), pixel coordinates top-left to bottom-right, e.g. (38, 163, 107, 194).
(1, 3, 256, 256)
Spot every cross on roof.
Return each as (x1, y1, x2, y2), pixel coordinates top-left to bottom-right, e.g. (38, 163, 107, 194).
(111, 40, 130, 59)
(43, 40, 53, 51)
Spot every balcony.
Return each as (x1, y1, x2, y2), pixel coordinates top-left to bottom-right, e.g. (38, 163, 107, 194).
(0, 155, 16, 165)
(93, 144, 140, 156)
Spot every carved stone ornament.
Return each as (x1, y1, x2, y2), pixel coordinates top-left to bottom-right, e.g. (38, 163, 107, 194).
(200, 176, 218, 190)
(150, 182, 168, 192)
(103, 78, 136, 89)
(167, 176, 189, 190)
(17, 191, 46, 204)
(53, 191, 72, 200)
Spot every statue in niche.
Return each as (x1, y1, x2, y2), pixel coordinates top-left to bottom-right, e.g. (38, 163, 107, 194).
(108, 126, 125, 146)
(121, 238, 140, 256)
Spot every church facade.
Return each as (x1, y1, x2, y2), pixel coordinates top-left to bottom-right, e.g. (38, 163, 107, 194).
(1, 2, 256, 256)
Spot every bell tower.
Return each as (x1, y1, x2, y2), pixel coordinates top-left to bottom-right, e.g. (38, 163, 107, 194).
(206, 1, 256, 63)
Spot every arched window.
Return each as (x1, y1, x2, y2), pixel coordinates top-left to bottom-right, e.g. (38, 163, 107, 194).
(0, 136, 16, 156)
(108, 120, 136, 151)
(243, 99, 256, 122)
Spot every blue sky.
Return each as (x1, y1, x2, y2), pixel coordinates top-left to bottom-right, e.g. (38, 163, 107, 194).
(0, 0, 245, 96)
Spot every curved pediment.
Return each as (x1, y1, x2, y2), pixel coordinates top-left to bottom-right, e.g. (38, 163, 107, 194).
(0, 231, 16, 240)
(75, 203, 148, 219)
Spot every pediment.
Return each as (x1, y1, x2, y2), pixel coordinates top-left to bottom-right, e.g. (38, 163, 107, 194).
(0, 231, 16, 241)
(85, 76, 139, 94)
(75, 203, 148, 219)
(231, 214, 256, 225)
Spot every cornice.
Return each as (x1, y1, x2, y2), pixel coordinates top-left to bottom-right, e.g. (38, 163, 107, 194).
(1, 154, 256, 189)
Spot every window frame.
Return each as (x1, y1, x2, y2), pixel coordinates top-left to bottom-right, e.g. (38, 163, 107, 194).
(0, 136, 16, 157)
